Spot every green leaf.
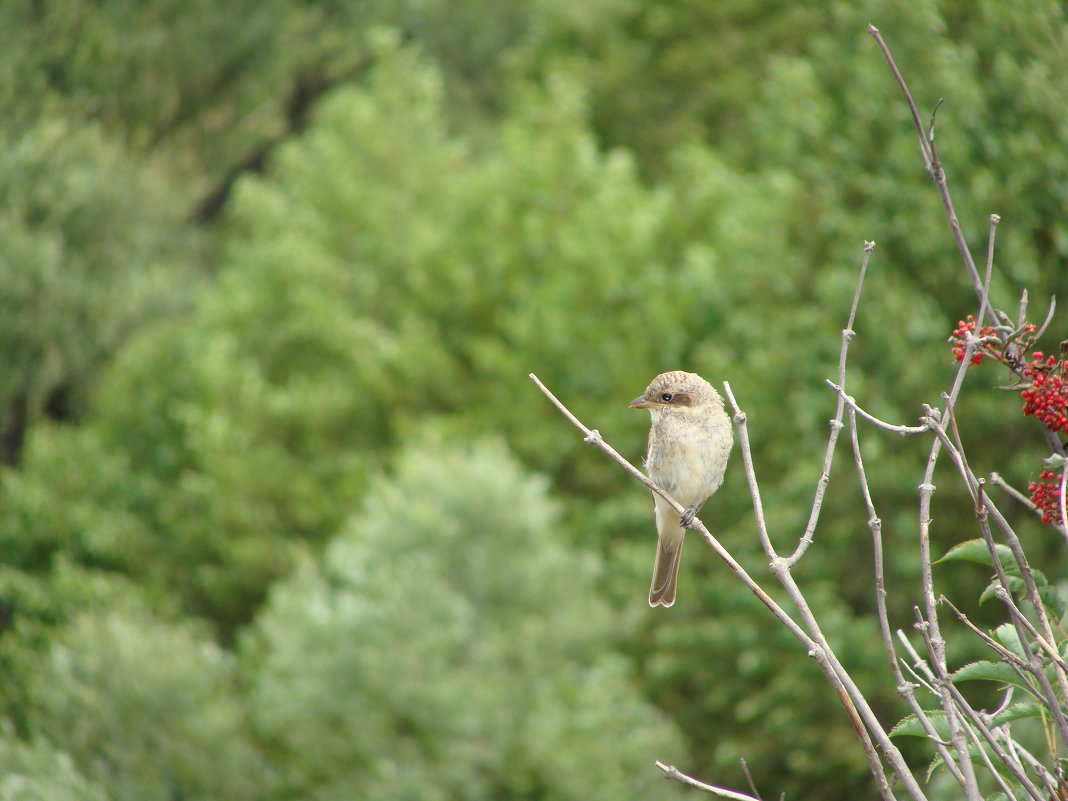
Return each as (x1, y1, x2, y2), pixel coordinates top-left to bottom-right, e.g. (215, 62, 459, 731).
(951, 660, 1021, 686)
(990, 701, 1045, 726)
(926, 753, 944, 782)
(937, 539, 1012, 567)
(980, 576, 1024, 605)
(1001, 561, 1051, 586)
(890, 711, 949, 739)
(993, 624, 1027, 659)
(952, 660, 1044, 701)
(1039, 584, 1067, 620)
(979, 576, 1066, 620)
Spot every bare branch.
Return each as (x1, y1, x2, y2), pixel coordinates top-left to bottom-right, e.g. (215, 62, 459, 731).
(977, 214, 1000, 335)
(867, 25, 988, 313)
(848, 402, 967, 785)
(908, 373, 986, 798)
(1034, 294, 1057, 341)
(991, 586, 1068, 676)
(940, 596, 1031, 669)
(961, 717, 1025, 801)
(989, 472, 1068, 537)
(924, 414, 1068, 747)
(866, 25, 934, 173)
(719, 381, 777, 565)
(911, 604, 983, 801)
(825, 381, 928, 435)
(989, 471, 1036, 508)
(897, 629, 938, 689)
(654, 762, 761, 801)
(944, 682, 1047, 801)
(1016, 289, 1029, 331)
(722, 384, 927, 801)
(1010, 743, 1062, 798)
(789, 241, 875, 565)
(978, 494, 1068, 729)
(738, 758, 763, 801)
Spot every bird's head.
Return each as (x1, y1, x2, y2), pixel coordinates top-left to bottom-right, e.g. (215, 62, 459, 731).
(629, 370, 720, 414)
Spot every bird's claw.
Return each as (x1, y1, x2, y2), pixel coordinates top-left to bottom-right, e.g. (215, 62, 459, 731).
(679, 508, 697, 529)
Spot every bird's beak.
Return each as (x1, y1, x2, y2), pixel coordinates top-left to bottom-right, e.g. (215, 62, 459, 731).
(629, 396, 657, 409)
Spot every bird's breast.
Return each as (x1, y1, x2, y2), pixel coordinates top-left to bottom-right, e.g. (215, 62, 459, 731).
(645, 414, 731, 508)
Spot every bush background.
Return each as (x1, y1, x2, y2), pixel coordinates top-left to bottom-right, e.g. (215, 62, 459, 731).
(2, 2, 1067, 798)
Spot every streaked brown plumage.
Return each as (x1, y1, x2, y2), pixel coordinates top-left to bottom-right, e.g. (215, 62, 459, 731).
(630, 371, 732, 607)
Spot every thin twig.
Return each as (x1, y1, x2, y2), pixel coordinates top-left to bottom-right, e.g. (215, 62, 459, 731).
(978, 500, 1068, 749)
(897, 629, 938, 689)
(944, 682, 1047, 801)
(939, 596, 1031, 669)
(847, 403, 966, 785)
(720, 381, 778, 562)
(989, 471, 1068, 538)
(738, 758, 763, 801)
(898, 658, 938, 700)
(900, 229, 1009, 795)
(1034, 295, 1057, 341)
(943, 401, 978, 505)
(912, 601, 983, 801)
(926, 418, 1068, 747)
(915, 427, 982, 799)
(1010, 741, 1061, 797)
(940, 592, 1055, 728)
(867, 26, 934, 172)
(979, 493, 1068, 740)
(952, 692, 1025, 801)
(790, 241, 874, 564)
(654, 762, 761, 800)
(989, 472, 1037, 508)
(722, 393, 925, 801)
(976, 214, 1000, 339)
(992, 586, 1068, 675)
(825, 381, 928, 435)
(954, 700, 1022, 801)
(1017, 289, 1030, 332)
(867, 25, 986, 308)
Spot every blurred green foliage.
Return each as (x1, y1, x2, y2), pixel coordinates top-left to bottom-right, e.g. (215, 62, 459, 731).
(244, 435, 687, 800)
(1, 1, 1066, 799)
(0, 732, 111, 801)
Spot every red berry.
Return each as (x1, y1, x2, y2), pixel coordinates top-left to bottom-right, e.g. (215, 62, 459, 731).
(1029, 470, 1065, 526)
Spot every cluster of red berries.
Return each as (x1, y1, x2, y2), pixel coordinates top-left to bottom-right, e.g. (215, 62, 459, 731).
(1020, 353, 1068, 433)
(1028, 470, 1064, 525)
(950, 315, 999, 365)
(948, 316, 1065, 526)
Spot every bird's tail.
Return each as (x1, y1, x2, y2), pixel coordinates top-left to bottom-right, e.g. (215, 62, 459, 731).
(649, 530, 684, 607)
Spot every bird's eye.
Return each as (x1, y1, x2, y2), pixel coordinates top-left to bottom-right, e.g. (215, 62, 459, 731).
(660, 392, 673, 402)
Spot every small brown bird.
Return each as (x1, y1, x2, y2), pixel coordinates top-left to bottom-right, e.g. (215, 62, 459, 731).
(630, 371, 732, 607)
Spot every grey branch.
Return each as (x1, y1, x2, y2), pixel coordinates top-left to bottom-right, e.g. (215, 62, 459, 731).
(654, 762, 763, 801)
(790, 241, 876, 565)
